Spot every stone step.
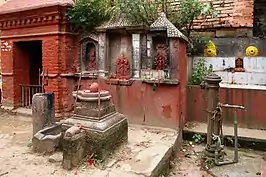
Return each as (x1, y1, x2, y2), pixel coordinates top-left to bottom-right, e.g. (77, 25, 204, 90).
(105, 125, 180, 177)
(183, 122, 266, 151)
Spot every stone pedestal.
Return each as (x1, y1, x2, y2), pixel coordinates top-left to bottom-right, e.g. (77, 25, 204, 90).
(32, 92, 55, 136)
(62, 87, 128, 168)
(62, 131, 86, 170)
(32, 92, 61, 154)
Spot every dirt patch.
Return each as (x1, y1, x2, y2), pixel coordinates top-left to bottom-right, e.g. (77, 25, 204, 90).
(170, 141, 265, 177)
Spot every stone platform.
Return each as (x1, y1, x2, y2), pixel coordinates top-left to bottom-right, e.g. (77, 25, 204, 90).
(50, 125, 180, 177)
(61, 87, 128, 169)
(183, 122, 266, 151)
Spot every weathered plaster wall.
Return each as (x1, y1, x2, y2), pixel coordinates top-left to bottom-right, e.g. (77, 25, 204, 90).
(78, 79, 181, 128)
(108, 34, 121, 72)
(187, 84, 266, 129)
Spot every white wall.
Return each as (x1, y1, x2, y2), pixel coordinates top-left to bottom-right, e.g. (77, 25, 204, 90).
(193, 57, 266, 86)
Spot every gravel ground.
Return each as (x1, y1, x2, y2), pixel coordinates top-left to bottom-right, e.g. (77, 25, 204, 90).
(0, 113, 72, 177)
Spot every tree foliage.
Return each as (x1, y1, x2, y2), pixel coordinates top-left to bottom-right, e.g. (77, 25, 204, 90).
(171, 0, 217, 37)
(115, 0, 165, 26)
(116, 0, 217, 37)
(67, 0, 114, 32)
(189, 58, 213, 85)
(67, 0, 217, 38)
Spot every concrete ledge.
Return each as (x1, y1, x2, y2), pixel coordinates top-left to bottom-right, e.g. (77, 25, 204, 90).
(183, 122, 266, 151)
(1, 105, 14, 110)
(12, 107, 32, 117)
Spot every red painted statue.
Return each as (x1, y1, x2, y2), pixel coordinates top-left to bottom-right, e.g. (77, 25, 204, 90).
(87, 50, 97, 70)
(115, 54, 130, 80)
(153, 44, 167, 70)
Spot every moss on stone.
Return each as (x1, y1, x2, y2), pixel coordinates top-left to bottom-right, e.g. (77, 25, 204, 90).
(84, 119, 128, 161)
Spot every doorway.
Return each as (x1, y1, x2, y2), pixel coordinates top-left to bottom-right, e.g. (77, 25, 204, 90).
(14, 40, 43, 107)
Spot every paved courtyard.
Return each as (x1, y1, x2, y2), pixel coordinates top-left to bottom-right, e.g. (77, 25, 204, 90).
(0, 112, 177, 177)
(0, 112, 265, 177)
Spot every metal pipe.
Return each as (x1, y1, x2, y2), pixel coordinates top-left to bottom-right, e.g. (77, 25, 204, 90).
(220, 103, 245, 110)
(214, 106, 244, 166)
(233, 109, 238, 163)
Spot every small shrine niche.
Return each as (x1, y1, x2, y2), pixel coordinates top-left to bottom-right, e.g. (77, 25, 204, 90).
(152, 37, 169, 79)
(107, 31, 133, 82)
(235, 57, 245, 72)
(85, 43, 96, 70)
(81, 39, 98, 72)
(139, 12, 188, 82)
(152, 38, 168, 71)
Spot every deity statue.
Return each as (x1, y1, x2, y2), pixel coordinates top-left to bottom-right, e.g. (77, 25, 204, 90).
(87, 49, 96, 70)
(115, 52, 130, 79)
(235, 57, 245, 72)
(153, 44, 167, 70)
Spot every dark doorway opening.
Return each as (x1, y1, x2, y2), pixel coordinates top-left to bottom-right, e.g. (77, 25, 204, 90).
(14, 40, 43, 108)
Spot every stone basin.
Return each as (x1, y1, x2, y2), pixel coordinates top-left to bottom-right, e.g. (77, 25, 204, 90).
(32, 124, 62, 154)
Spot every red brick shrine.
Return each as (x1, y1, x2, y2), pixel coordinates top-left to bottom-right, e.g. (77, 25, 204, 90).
(0, 0, 188, 129)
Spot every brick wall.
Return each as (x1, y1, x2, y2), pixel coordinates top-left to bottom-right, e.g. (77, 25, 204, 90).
(0, 6, 76, 111)
(190, 0, 254, 29)
(0, 0, 7, 88)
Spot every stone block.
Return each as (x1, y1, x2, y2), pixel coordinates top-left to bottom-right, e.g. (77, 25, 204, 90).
(32, 124, 62, 154)
(62, 113, 128, 161)
(75, 104, 116, 118)
(76, 99, 111, 109)
(32, 92, 55, 136)
(62, 130, 86, 170)
(84, 118, 128, 161)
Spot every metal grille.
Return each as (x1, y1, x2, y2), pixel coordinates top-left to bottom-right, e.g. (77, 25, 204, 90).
(20, 84, 43, 108)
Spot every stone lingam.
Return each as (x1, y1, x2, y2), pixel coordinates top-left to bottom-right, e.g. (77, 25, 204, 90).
(61, 82, 128, 170)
